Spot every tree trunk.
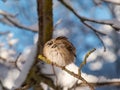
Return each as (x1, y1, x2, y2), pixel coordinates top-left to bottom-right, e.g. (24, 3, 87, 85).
(20, 0, 54, 90)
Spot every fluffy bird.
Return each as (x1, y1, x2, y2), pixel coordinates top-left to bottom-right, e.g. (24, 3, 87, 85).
(43, 36, 76, 66)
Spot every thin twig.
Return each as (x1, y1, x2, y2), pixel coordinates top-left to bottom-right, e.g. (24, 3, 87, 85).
(78, 48, 96, 75)
(95, 33, 106, 52)
(0, 53, 22, 71)
(0, 31, 10, 35)
(14, 53, 22, 71)
(83, 22, 106, 51)
(8, 53, 22, 71)
(101, 0, 120, 5)
(5, 16, 38, 33)
(83, 22, 106, 36)
(54, 19, 62, 29)
(61, 66, 94, 90)
(0, 56, 7, 61)
(0, 10, 38, 32)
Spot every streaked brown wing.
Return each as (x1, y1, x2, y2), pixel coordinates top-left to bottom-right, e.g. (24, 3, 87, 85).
(56, 36, 68, 40)
(65, 41, 76, 57)
(55, 36, 76, 57)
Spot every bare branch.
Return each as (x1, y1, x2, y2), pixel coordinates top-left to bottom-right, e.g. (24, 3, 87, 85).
(83, 22, 106, 51)
(58, 0, 120, 31)
(78, 48, 96, 75)
(0, 10, 38, 32)
(54, 19, 62, 29)
(101, 0, 120, 5)
(14, 53, 22, 71)
(0, 10, 14, 17)
(83, 22, 106, 36)
(0, 53, 22, 71)
(0, 31, 10, 35)
(61, 67, 94, 90)
(0, 56, 7, 61)
(4, 16, 38, 33)
(93, 0, 120, 5)
(96, 33, 106, 51)
(74, 81, 120, 88)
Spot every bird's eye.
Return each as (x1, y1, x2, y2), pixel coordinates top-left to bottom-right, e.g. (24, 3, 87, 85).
(47, 41, 53, 45)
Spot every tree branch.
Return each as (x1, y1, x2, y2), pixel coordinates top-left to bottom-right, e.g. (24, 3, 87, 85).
(19, 0, 54, 90)
(58, 0, 120, 31)
(101, 0, 120, 5)
(0, 31, 10, 35)
(58, 0, 108, 51)
(0, 10, 38, 32)
(83, 22, 106, 51)
(5, 16, 38, 32)
(38, 54, 95, 90)
(70, 81, 120, 89)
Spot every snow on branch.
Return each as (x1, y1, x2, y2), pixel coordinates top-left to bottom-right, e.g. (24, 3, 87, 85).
(38, 48, 96, 90)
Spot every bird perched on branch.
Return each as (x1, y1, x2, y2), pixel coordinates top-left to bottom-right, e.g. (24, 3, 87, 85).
(43, 36, 76, 66)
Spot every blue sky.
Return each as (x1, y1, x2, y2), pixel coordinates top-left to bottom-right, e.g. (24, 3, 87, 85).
(1, 1, 120, 90)
(0, 0, 112, 58)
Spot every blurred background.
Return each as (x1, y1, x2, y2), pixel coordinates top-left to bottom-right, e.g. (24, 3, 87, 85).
(0, 0, 120, 90)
